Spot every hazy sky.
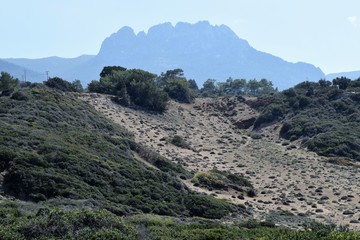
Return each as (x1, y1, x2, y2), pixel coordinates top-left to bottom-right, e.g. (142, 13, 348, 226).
(1, 0, 359, 74)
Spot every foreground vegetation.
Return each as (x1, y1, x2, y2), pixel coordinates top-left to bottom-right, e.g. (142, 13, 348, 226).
(0, 201, 359, 240)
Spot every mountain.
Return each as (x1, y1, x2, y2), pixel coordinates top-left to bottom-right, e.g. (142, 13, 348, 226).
(327, 70, 360, 80)
(1, 21, 325, 89)
(0, 59, 42, 82)
(92, 21, 324, 89)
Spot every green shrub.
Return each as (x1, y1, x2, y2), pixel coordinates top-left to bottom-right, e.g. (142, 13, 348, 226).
(261, 80, 360, 162)
(163, 78, 194, 103)
(0, 72, 19, 96)
(192, 169, 252, 192)
(44, 77, 77, 92)
(10, 91, 28, 101)
(184, 195, 233, 219)
(88, 68, 169, 112)
(254, 103, 285, 128)
(170, 135, 191, 149)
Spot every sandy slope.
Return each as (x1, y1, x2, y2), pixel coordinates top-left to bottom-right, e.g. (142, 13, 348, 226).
(79, 93, 360, 229)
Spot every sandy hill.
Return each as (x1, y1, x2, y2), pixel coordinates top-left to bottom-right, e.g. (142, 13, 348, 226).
(80, 93, 360, 229)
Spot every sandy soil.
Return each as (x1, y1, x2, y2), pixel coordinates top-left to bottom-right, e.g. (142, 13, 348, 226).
(79, 93, 360, 229)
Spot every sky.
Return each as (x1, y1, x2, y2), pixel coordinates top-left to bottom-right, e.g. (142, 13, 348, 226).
(1, 0, 359, 74)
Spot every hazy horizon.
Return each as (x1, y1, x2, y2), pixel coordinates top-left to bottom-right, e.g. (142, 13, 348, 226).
(1, 0, 359, 74)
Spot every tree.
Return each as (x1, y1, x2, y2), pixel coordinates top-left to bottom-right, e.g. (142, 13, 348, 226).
(87, 80, 103, 93)
(188, 79, 199, 91)
(318, 79, 332, 88)
(216, 82, 228, 96)
(163, 78, 193, 103)
(71, 80, 84, 92)
(232, 78, 247, 94)
(44, 77, 75, 92)
(100, 66, 127, 78)
(201, 79, 216, 96)
(89, 68, 169, 112)
(349, 78, 360, 88)
(0, 72, 19, 96)
(156, 68, 185, 87)
(247, 79, 260, 95)
(333, 77, 351, 90)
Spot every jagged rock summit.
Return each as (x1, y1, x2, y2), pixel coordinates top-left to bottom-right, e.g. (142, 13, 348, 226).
(96, 21, 325, 89)
(2, 21, 325, 89)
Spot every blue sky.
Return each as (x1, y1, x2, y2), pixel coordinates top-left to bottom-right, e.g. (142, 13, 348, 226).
(1, 0, 359, 74)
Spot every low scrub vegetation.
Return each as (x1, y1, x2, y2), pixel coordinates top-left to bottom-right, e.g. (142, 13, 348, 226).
(192, 169, 253, 193)
(1, 202, 358, 240)
(170, 135, 191, 149)
(253, 78, 360, 162)
(0, 85, 243, 219)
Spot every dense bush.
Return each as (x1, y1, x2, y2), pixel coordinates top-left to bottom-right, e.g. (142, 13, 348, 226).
(44, 77, 83, 92)
(192, 169, 253, 192)
(170, 135, 191, 149)
(88, 68, 169, 112)
(184, 194, 240, 219)
(156, 68, 196, 103)
(0, 203, 137, 240)
(0, 72, 19, 96)
(137, 215, 360, 240)
(254, 78, 360, 161)
(1, 203, 358, 240)
(163, 78, 194, 103)
(253, 103, 286, 128)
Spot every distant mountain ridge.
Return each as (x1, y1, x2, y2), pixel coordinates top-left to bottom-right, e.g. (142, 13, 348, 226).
(326, 70, 360, 80)
(1, 21, 325, 89)
(0, 59, 42, 82)
(4, 55, 95, 82)
(95, 21, 324, 89)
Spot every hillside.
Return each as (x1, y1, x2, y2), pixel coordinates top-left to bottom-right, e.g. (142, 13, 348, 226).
(0, 85, 251, 217)
(253, 80, 360, 161)
(0, 78, 360, 238)
(0, 85, 252, 238)
(83, 91, 360, 230)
